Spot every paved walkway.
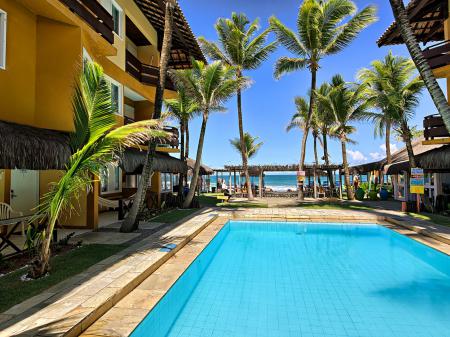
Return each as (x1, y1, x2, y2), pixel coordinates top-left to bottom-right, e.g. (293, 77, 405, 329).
(0, 209, 217, 337)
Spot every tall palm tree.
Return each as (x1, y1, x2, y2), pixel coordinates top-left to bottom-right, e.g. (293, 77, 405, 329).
(122, 0, 175, 232)
(30, 62, 167, 278)
(287, 96, 322, 168)
(199, 13, 276, 201)
(358, 51, 406, 164)
(270, 0, 376, 199)
(230, 132, 263, 159)
(315, 82, 336, 189)
(164, 87, 199, 195)
(388, 0, 450, 132)
(317, 75, 372, 200)
(169, 60, 244, 208)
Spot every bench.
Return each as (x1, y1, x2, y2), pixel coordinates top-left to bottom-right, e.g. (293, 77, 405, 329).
(216, 195, 230, 203)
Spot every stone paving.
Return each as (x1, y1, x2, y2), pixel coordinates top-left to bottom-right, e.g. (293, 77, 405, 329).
(2, 205, 450, 337)
(0, 209, 218, 337)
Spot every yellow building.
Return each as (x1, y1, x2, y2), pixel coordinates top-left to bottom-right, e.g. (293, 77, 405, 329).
(0, 0, 204, 228)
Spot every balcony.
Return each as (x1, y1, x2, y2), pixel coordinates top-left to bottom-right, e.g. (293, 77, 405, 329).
(59, 0, 114, 44)
(125, 50, 175, 90)
(423, 114, 450, 144)
(124, 117, 179, 148)
(422, 40, 450, 70)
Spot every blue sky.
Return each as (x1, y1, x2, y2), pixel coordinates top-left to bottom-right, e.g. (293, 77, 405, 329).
(177, 0, 444, 169)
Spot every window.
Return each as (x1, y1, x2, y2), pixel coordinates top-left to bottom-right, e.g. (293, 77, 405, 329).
(82, 48, 93, 68)
(0, 10, 7, 70)
(111, 1, 122, 38)
(161, 173, 173, 192)
(100, 164, 122, 194)
(105, 76, 123, 116)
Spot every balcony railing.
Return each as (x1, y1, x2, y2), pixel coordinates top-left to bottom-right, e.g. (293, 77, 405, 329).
(59, 0, 114, 44)
(422, 40, 450, 70)
(124, 116, 179, 148)
(424, 114, 450, 140)
(125, 50, 175, 90)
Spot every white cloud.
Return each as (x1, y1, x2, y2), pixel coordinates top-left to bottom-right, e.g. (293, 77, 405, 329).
(369, 152, 383, 160)
(347, 149, 367, 163)
(369, 143, 399, 161)
(380, 143, 398, 154)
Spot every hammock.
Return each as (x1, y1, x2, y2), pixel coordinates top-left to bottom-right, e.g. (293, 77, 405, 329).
(98, 194, 136, 209)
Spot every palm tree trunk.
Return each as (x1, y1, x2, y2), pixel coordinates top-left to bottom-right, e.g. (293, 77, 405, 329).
(389, 0, 450, 132)
(185, 121, 190, 159)
(237, 71, 253, 200)
(178, 120, 185, 196)
(400, 120, 434, 212)
(298, 68, 317, 200)
(121, 0, 174, 232)
(341, 137, 354, 200)
(323, 131, 334, 190)
(385, 120, 392, 164)
(313, 134, 321, 188)
(183, 112, 208, 208)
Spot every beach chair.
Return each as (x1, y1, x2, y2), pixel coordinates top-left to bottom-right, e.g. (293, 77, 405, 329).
(0, 202, 24, 234)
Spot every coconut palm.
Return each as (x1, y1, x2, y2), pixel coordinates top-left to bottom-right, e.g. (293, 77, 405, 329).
(315, 83, 336, 189)
(199, 13, 276, 201)
(230, 132, 263, 159)
(164, 87, 199, 195)
(30, 62, 167, 278)
(358, 51, 407, 164)
(316, 75, 372, 200)
(122, 0, 175, 232)
(270, 0, 376, 199)
(388, 0, 450, 132)
(169, 60, 244, 208)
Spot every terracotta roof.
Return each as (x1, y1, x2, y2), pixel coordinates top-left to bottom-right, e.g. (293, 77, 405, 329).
(134, 0, 206, 68)
(377, 0, 448, 47)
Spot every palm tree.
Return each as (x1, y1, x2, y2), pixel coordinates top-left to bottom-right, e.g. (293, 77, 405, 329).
(169, 60, 244, 208)
(388, 0, 450, 132)
(199, 13, 276, 201)
(315, 83, 336, 189)
(316, 75, 372, 200)
(230, 132, 263, 159)
(121, 0, 175, 232)
(164, 87, 199, 195)
(270, 0, 376, 199)
(358, 51, 405, 164)
(30, 62, 167, 278)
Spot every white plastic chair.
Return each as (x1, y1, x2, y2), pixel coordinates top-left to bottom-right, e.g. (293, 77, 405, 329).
(0, 202, 24, 235)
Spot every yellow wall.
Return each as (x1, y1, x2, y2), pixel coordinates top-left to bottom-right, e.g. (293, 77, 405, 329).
(0, 0, 36, 126)
(135, 101, 155, 120)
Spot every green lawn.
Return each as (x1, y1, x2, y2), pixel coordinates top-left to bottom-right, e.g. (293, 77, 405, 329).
(0, 244, 126, 313)
(150, 208, 199, 223)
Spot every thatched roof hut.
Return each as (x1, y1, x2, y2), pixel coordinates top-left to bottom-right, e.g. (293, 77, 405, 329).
(0, 121, 71, 170)
(120, 148, 187, 174)
(186, 158, 214, 175)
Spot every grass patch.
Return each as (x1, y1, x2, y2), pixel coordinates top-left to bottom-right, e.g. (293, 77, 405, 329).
(217, 201, 268, 208)
(407, 212, 450, 227)
(0, 244, 126, 313)
(150, 208, 199, 223)
(296, 202, 373, 211)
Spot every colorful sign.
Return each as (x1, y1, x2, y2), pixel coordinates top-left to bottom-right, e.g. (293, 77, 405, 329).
(410, 167, 424, 194)
(297, 170, 306, 183)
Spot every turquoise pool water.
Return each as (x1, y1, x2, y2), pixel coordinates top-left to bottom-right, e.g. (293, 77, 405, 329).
(131, 221, 450, 337)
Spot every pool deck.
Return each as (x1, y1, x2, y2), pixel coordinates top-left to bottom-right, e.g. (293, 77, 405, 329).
(2, 206, 450, 336)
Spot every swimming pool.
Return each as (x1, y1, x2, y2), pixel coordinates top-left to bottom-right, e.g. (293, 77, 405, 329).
(131, 221, 450, 337)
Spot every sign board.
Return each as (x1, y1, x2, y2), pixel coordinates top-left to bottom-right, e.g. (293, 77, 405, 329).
(297, 170, 306, 183)
(410, 167, 424, 194)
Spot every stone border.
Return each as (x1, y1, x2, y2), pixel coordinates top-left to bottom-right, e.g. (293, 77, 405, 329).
(81, 213, 450, 337)
(0, 209, 218, 337)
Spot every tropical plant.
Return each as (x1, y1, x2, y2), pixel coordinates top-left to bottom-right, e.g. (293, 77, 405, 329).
(358, 51, 406, 164)
(164, 87, 199, 195)
(199, 12, 276, 201)
(30, 62, 167, 278)
(169, 60, 245, 208)
(316, 75, 372, 200)
(394, 125, 422, 142)
(230, 132, 263, 159)
(270, 0, 376, 199)
(388, 0, 450, 132)
(122, 0, 176, 232)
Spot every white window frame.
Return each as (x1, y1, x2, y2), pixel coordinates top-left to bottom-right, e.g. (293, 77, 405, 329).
(100, 164, 122, 195)
(105, 75, 123, 116)
(111, 0, 123, 39)
(0, 9, 7, 70)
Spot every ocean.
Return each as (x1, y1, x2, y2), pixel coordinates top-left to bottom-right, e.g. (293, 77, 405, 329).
(209, 173, 367, 192)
